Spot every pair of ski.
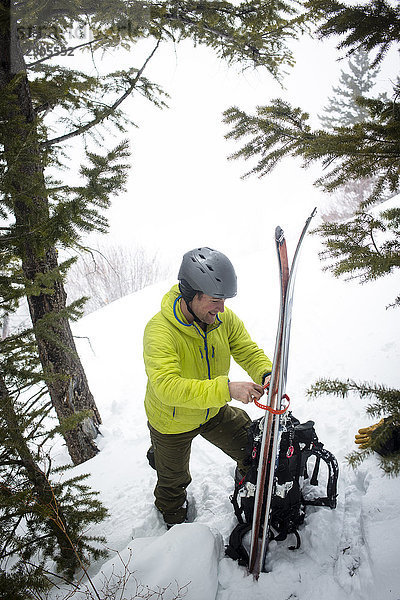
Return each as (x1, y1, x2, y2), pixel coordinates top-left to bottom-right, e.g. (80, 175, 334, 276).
(248, 208, 317, 579)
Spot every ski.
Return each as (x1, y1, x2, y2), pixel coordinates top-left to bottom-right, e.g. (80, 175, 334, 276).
(248, 208, 317, 579)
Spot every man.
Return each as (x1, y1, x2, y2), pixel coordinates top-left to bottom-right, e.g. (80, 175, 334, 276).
(143, 247, 272, 527)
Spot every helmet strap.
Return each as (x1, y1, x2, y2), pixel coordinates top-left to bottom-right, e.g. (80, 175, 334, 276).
(182, 296, 205, 327)
(179, 282, 206, 327)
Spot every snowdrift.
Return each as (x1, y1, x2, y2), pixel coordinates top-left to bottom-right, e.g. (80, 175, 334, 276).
(49, 233, 400, 600)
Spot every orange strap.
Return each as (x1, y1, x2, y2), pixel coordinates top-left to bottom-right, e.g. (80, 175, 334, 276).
(254, 381, 291, 414)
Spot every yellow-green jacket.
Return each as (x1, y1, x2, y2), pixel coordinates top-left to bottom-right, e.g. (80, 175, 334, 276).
(143, 285, 272, 434)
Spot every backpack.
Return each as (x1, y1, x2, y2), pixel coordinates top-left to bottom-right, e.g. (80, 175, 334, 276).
(225, 411, 339, 566)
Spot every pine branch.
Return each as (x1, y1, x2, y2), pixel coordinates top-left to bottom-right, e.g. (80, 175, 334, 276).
(308, 376, 400, 475)
(24, 560, 82, 590)
(308, 378, 400, 405)
(150, 0, 306, 73)
(379, 452, 400, 476)
(41, 39, 161, 148)
(306, 0, 400, 66)
(0, 459, 24, 467)
(224, 92, 400, 203)
(0, 513, 24, 561)
(314, 207, 400, 294)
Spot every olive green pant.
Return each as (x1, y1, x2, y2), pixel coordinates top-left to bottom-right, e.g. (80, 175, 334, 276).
(148, 404, 251, 525)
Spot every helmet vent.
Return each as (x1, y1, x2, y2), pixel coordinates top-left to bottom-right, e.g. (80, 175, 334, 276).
(199, 254, 206, 260)
(215, 277, 222, 282)
(206, 264, 214, 271)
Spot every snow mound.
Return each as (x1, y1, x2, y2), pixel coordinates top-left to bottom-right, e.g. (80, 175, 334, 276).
(89, 523, 222, 600)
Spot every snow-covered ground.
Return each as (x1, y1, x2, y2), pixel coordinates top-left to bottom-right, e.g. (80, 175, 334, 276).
(50, 214, 400, 600)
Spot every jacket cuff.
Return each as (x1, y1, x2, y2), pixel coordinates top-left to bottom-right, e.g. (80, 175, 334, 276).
(262, 372, 272, 385)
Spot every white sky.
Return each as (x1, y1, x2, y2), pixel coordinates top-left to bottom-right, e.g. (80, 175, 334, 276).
(57, 22, 399, 275)
(103, 35, 342, 264)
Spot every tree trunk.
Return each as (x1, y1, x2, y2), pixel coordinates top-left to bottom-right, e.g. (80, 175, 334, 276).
(0, 0, 101, 464)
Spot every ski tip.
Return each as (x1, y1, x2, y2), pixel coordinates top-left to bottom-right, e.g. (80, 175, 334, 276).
(275, 226, 284, 243)
(310, 207, 317, 218)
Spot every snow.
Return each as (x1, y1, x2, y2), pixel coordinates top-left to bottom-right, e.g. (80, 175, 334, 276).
(89, 523, 221, 600)
(50, 216, 400, 600)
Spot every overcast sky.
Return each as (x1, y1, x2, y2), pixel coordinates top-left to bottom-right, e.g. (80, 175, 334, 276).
(61, 24, 398, 273)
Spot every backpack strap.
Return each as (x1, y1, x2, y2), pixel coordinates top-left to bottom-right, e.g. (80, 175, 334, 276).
(225, 523, 252, 566)
(310, 455, 320, 486)
(271, 527, 301, 550)
(230, 488, 245, 525)
(302, 443, 339, 509)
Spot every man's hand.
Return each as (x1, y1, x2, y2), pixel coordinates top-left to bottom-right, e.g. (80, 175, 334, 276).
(228, 381, 264, 404)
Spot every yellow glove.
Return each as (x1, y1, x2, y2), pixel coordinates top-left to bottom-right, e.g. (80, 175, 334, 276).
(355, 418, 385, 449)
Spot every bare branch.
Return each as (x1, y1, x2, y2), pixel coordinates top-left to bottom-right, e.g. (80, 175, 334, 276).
(42, 39, 162, 148)
(26, 38, 104, 69)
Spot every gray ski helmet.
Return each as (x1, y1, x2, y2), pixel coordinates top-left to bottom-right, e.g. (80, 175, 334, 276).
(178, 247, 237, 299)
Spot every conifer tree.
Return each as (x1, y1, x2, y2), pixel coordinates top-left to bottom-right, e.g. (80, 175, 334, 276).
(223, 2, 400, 297)
(0, 381, 108, 595)
(318, 48, 387, 219)
(223, 0, 400, 473)
(319, 48, 379, 129)
(0, 251, 107, 595)
(1, 0, 306, 464)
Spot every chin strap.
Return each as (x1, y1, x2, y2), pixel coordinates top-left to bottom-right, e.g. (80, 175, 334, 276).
(179, 282, 205, 326)
(185, 299, 205, 327)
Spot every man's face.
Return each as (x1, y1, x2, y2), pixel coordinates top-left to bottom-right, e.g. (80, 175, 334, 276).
(191, 293, 225, 325)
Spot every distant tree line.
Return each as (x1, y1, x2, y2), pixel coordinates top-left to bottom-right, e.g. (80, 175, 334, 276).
(65, 244, 170, 316)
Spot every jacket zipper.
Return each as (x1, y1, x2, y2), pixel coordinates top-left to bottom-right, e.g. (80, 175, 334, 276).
(204, 333, 211, 421)
(193, 323, 220, 423)
(172, 298, 221, 423)
(204, 332, 211, 380)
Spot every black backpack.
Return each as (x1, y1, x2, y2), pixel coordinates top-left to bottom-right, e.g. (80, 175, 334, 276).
(226, 412, 339, 566)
